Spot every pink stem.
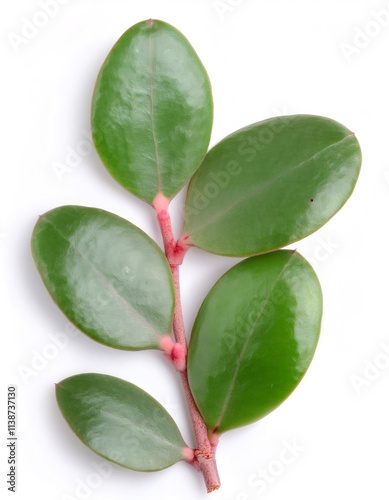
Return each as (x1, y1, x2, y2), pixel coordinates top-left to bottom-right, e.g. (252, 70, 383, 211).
(154, 196, 221, 492)
(170, 264, 186, 348)
(180, 370, 220, 492)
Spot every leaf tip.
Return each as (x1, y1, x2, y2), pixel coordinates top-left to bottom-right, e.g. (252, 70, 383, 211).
(148, 18, 153, 27)
(37, 211, 48, 221)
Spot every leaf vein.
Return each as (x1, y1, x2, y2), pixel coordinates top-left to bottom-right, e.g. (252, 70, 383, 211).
(190, 134, 353, 235)
(215, 252, 297, 427)
(46, 219, 161, 338)
(148, 33, 162, 193)
(99, 407, 181, 452)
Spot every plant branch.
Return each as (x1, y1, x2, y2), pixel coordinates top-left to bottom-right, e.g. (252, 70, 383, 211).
(154, 196, 221, 492)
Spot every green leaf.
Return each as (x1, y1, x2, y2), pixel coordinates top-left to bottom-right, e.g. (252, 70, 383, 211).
(92, 19, 213, 204)
(184, 114, 361, 256)
(31, 206, 174, 350)
(56, 373, 188, 471)
(187, 250, 322, 434)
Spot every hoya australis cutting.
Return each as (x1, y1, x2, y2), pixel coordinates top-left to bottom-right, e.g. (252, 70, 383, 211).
(31, 19, 361, 493)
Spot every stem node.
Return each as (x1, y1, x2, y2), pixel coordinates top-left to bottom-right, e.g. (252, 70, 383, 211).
(154, 204, 221, 492)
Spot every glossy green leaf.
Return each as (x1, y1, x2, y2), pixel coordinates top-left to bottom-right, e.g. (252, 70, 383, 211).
(31, 206, 174, 350)
(184, 114, 361, 256)
(187, 250, 322, 434)
(92, 19, 213, 204)
(56, 373, 187, 471)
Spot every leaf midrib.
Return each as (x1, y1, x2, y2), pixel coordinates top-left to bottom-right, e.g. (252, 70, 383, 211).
(189, 134, 353, 236)
(215, 252, 296, 429)
(58, 382, 183, 463)
(148, 32, 162, 193)
(98, 407, 182, 455)
(45, 219, 162, 339)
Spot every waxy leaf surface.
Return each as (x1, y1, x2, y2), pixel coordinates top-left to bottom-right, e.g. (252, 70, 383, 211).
(184, 115, 361, 256)
(56, 374, 187, 471)
(92, 19, 213, 204)
(31, 206, 174, 350)
(187, 250, 322, 433)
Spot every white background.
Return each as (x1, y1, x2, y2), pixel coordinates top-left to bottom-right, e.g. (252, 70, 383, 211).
(1, 0, 389, 499)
